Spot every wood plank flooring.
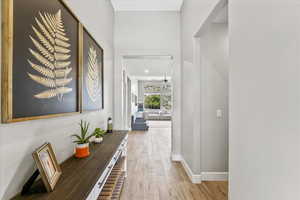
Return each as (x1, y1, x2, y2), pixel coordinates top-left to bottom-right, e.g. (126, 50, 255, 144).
(120, 122, 228, 200)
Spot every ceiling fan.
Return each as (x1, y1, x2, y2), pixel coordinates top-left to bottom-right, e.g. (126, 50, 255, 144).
(163, 73, 168, 83)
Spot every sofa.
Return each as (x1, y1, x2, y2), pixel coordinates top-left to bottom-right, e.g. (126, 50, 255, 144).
(143, 110, 172, 121)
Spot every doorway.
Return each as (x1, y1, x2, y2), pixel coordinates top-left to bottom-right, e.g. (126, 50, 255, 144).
(193, 0, 229, 181)
(121, 55, 174, 154)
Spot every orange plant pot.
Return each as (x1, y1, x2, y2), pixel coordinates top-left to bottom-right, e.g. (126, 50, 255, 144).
(75, 143, 90, 158)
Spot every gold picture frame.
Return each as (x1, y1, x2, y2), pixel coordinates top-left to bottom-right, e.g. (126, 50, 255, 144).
(79, 25, 104, 112)
(32, 143, 62, 192)
(1, 0, 81, 123)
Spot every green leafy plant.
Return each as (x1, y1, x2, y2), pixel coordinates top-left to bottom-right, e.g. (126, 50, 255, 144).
(93, 128, 106, 138)
(144, 95, 161, 109)
(72, 120, 94, 144)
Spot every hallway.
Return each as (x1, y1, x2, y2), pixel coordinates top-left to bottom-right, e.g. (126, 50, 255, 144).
(121, 122, 228, 200)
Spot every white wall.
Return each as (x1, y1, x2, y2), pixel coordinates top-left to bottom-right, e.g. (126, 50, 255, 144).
(181, 61, 198, 170)
(114, 12, 180, 52)
(0, 0, 114, 199)
(200, 23, 228, 172)
(181, 0, 229, 178)
(114, 11, 181, 156)
(181, 0, 219, 62)
(229, 0, 300, 199)
(180, 0, 220, 172)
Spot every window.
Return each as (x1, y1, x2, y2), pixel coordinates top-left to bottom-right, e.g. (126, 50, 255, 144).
(144, 94, 161, 109)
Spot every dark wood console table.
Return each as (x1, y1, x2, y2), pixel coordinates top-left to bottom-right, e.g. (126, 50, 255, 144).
(12, 131, 128, 200)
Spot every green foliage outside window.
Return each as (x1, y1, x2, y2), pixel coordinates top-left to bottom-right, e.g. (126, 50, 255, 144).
(144, 95, 161, 109)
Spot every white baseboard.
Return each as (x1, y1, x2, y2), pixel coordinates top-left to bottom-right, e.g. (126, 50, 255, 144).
(172, 154, 228, 183)
(171, 154, 182, 162)
(201, 172, 228, 181)
(180, 157, 202, 184)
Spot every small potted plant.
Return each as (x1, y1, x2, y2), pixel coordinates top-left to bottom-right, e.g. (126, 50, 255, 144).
(93, 128, 106, 143)
(72, 120, 94, 158)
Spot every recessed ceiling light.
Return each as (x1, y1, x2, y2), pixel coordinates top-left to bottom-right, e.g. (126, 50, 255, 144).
(145, 69, 149, 74)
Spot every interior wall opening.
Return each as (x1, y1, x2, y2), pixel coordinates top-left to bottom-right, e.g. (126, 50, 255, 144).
(191, 0, 229, 181)
(121, 55, 174, 157)
(199, 1, 229, 180)
(200, 19, 229, 174)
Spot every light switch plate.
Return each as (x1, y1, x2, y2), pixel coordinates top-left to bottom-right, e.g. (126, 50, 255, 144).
(216, 109, 223, 118)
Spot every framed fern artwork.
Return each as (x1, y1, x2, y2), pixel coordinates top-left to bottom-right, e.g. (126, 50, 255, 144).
(1, 0, 80, 123)
(80, 26, 104, 111)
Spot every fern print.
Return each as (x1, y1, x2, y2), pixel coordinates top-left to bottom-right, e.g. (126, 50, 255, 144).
(28, 10, 72, 101)
(86, 46, 101, 102)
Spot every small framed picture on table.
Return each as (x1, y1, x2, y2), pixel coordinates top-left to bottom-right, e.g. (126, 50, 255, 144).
(32, 143, 62, 192)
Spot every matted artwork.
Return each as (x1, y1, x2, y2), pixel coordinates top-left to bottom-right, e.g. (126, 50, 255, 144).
(1, 0, 80, 123)
(81, 26, 104, 111)
(32, 143, 62, 192)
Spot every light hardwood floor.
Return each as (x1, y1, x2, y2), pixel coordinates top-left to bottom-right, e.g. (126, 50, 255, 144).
(120, 121, 228, 200)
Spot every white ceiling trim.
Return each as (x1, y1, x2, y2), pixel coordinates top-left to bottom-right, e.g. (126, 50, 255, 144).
(111, 0, 183, 11)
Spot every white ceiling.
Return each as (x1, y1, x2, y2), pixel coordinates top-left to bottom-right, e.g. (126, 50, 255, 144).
(124, 57, 173, 80)
(111, 0, 183, 11)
